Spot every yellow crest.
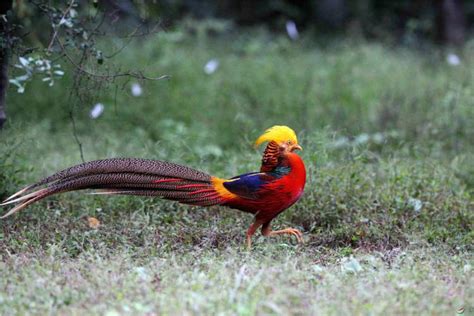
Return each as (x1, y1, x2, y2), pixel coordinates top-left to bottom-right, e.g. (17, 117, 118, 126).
(254, 125, 298, 147)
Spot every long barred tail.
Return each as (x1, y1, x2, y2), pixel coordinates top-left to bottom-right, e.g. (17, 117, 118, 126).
(0, 158, 230, 218)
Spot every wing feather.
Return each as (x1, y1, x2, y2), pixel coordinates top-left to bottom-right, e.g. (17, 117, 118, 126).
(222, 173, 276, 200)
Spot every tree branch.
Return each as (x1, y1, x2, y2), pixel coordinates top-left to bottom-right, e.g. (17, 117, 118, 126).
(56, 38, 169, 81)
(0, 47, 7, 129)
(0, 0, 13, 130)
(46, 0, 76, 53)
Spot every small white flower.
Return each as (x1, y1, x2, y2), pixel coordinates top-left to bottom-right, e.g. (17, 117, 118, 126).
(354, 133, 370, 145)
(19, 57, 29, 67)
(463, 264, 471, 273)
(90, 103, 104, 119)
(59, 17, 73, 28)
(131, 82, 143, 96)
(69, 9, 78, 18)
(15, 75, 30, 82)
(10, 56, 64, 94)
(204, 59, 219, 74)
(341, 256, 363, 274)
(9, 79, 25, 93)
(446, 53, 460, 66)
(372, 132, 384, 144)
(133, 267, 151, 281)
(286, 20, 299, 40)
(408, 197, 423, 212)
(331, 136, 350, 148)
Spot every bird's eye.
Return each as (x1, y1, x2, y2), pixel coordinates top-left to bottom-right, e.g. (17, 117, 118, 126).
(287, 140, 292, 145)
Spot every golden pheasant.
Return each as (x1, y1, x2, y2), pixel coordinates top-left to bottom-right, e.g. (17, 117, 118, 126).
(1, 125, 306, 248)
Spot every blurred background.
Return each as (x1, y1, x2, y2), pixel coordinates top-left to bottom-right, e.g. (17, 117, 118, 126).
(101, 0, 471, 45)
(5, 0, 474, 44)
(2, 0, 473, 142)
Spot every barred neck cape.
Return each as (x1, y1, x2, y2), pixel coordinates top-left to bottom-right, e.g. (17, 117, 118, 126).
(1, 125, 307, 248)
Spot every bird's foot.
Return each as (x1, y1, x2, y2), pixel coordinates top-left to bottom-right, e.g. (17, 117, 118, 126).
(268, 228, 304, 244)
(246, 235, 252, 250)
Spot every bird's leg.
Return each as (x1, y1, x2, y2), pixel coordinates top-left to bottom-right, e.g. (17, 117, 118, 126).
(261, 221, 304, 244)
(246, 219, 264, 250)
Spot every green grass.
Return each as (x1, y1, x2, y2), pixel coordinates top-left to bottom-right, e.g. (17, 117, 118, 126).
(0, 27, 473, 315)
(0, 245, 471, 315)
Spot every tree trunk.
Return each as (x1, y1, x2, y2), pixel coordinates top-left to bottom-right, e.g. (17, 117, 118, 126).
(313, 0, 347, 29)
(437, 0, 466, 45)
(0, 46, 8, 130)
(0, 1, 13, 129)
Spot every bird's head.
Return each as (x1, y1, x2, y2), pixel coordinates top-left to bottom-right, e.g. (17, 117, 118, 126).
(255, 125, 302, 153)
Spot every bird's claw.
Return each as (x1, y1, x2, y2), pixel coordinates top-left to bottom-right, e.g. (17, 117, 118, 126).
(271, 228, 304, 244)
(288, 228, 304, 244)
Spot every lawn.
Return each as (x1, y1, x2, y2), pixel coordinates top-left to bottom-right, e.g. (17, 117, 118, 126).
(0, 27, 472, 315)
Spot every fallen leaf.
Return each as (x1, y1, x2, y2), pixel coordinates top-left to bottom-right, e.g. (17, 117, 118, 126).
(88, 216, 101, 229)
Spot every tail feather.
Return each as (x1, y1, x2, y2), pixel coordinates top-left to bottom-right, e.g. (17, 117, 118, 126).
(92, 189, 225, 206)
(1, 191, 50, 219)
(2, 185, 33, 203)
(0, 188, 48, 206)
(1, 158, 231, 218)
(28, 158, 211, 190)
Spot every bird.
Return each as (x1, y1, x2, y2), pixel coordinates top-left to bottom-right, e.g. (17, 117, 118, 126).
(1, 125, 306, 248)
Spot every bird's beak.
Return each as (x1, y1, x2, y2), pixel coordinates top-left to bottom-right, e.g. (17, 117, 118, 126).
(292, 144, 303, 151)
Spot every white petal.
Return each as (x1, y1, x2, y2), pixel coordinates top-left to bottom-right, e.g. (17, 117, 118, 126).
(286, 20, 299, 40)
(131, 83, 143, 96)
(19, 57, 29, 66)
(90, 103, 105, 119)
(446, 53, 461, 66)
(15, 75, 30, 82)
(204, 59, 219, 74)
(408, 198, 423, 212)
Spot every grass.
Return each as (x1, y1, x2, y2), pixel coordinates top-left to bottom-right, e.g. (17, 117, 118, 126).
(0, 26, 473, 315)
(0, 245, 471, 315)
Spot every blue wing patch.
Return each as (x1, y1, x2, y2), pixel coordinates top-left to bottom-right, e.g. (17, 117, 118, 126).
(224, 167, 291, 200)
(223, 172, 272, 200)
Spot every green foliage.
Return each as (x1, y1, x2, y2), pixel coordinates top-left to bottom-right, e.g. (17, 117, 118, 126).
(0, 127, 31, 200)
(0, 242, 471, 314)
(0, 29, 473, 314)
